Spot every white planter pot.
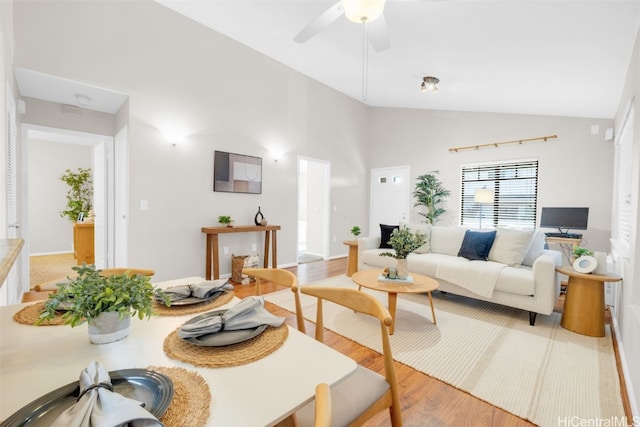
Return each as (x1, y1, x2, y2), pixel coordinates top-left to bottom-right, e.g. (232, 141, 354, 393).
(397, 259, 409, 280)
(88, 312, 131, 344)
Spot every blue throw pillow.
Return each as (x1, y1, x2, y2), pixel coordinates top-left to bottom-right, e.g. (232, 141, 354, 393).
(458, 230, 497, 261)
(379, 224, 399, 249)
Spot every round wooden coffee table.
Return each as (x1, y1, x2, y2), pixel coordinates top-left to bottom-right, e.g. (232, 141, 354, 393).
(352, 269, 439, 335)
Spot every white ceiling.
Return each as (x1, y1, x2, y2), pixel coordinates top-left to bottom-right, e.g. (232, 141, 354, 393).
(14, 1, 640, 119)
(15, 68, 128, 114)
(156, 0, 640, 119)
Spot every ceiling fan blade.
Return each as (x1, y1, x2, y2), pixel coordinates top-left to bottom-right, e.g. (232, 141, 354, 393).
(367, 14, 390, 52)
(294, 1, 344, 43)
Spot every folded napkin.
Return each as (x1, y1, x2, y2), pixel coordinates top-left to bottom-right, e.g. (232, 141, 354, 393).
(52, 361, 163, 427)
(157, 279, 233, 303)
(178, 296, 285, 339)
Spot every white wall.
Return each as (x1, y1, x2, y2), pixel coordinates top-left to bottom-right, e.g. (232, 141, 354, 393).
(367, 108, 615, 254)
(13, 0, 370, 280)
(27, 138, 92, 254)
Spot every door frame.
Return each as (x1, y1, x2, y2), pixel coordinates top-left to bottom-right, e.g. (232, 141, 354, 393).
(20, 123, 115, 286)
(297, 156, 331, 261)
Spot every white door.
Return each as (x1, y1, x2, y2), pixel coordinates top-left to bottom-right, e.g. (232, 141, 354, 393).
(370, 166, 411, 237)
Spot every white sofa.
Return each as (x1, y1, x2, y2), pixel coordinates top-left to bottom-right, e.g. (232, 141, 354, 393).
(357, 224, 562, 325)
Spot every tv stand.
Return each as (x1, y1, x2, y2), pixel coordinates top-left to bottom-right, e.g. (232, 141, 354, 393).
(544, 228, 582, 239)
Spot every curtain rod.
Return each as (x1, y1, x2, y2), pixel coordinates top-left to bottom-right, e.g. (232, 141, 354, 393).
(449, 134, 557, 153)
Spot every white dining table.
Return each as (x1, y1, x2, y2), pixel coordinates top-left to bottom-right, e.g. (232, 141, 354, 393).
(0, 277, 357, 426)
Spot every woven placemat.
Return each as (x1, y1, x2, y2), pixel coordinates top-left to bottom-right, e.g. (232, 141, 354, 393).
(13, 301, 66, 326)
(154, 290, 235, 316)
(164, 323, 289, 368)
(146, 366, 210, 427)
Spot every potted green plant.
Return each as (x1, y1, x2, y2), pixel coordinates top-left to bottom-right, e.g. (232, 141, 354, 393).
(37, 264, 169, 344)
(218, 215, 234, 227)
(572, 246, 594, 263)
(413, 171, 451, 224)
(59, 167, 93, 222)
(350, 226, 361, 237)
(379, 226, 426, 279)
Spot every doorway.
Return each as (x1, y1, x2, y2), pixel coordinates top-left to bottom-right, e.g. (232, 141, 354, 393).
(297, 157, 330, 264)
(370, 166, 411, 236)
(20, 124, 115, 288)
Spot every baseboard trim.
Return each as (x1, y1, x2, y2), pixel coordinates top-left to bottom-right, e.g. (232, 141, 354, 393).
(611, 314, 639, 420)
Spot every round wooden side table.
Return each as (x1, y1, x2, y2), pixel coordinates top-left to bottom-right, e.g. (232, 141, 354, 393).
(556, 265, 621, 337)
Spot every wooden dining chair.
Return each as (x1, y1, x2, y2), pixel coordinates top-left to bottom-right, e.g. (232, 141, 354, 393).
(314, 383, 332, 427)
(242, 267, 306, 334)
(296, 286, 402, 427)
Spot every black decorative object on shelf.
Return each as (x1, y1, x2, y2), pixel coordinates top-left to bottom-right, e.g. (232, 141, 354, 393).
(254, 207, 265, 226)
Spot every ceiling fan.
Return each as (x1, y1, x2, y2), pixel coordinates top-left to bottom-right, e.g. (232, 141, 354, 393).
(294, 0, 390, 52)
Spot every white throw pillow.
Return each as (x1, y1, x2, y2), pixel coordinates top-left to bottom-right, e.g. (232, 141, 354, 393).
(522, 230, 547, 266)
(488, 228, 534, 267)
(430, 226, 467, 256)
(408, 223, 431, 254)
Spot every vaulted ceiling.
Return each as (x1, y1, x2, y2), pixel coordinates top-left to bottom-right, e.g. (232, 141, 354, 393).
(157, 0, 640, 119)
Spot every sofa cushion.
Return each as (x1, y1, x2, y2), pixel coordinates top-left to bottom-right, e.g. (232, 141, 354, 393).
(522, 230, 546, 267)
(488, 228, 534, 267)
(430, 226, 467, 256)
(379, 224, 399, 249)
(458, 230, 497, 261)
(495, 266, 535, 295)
(360, 248, 398, 269)
(408, 223, 431, 254)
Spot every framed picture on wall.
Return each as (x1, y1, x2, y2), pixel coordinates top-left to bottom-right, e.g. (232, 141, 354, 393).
(213, 151, 262, 194)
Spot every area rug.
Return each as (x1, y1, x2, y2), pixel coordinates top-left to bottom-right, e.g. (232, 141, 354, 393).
(264, 275, 625, 426)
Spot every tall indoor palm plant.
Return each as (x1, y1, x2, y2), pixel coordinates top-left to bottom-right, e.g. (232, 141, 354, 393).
(413, 171, 451, 224)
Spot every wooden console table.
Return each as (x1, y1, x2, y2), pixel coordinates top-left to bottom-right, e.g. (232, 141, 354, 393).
(202, 225, 281, 280)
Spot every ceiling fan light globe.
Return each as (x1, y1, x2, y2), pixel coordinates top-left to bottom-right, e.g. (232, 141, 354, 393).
(343, 0, 385, 24)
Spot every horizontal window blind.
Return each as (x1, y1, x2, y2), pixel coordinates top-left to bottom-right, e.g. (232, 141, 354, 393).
(460, 159, 538, 229)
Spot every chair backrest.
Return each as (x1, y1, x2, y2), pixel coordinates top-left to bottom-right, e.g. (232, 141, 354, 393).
(242, 268, 306, 333)
(314, 383, 332, 427)
(300, 286, 401, 426)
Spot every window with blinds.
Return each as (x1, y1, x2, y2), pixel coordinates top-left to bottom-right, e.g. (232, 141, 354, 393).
(460, 159, 539, 229)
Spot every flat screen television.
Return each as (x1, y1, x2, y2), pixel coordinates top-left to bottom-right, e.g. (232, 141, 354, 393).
(539, 207, 589, 231)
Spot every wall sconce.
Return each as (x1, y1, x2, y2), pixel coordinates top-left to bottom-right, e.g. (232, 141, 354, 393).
(159, 126, 187, 147)
(270, 150, 284, 162)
